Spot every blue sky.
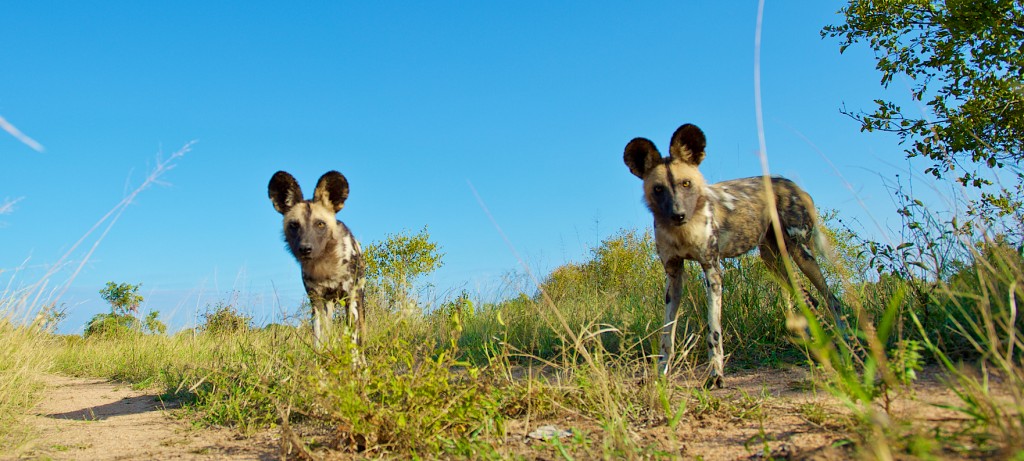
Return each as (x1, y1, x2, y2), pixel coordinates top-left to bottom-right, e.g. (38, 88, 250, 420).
(2, 2, 923, 334)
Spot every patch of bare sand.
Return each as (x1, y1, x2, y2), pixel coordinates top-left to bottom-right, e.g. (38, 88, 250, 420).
(499, 365, 980, 460)
(15, 375, 277, 460)
(655, 365, 982, 460)
(669, 366, 853, 461)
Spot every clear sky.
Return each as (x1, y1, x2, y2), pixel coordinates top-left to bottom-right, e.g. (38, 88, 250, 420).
(2, 2, 923, 334)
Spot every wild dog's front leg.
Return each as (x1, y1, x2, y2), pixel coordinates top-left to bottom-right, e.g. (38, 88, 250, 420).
(659, 258, 685, 375)
(311, 297, 328, 349)
(335, 293, 364, 367)
(702, 261, 725, 388)
(324, 299, 336, 345)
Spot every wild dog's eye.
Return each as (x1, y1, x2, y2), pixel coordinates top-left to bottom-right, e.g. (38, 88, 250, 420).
(653, 185, 666, 193)
(287, 221, 299, 230)
(316, 221, 326, 229)
(681, 180, 691, 188)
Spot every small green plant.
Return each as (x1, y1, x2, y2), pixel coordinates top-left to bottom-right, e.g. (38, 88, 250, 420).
(888, 339, 923, 387)
(656, 379, 686, 430)
(189, 338, 293, 434)
(311, 334, 506, 456)
(37, 302, 68, 332)
(83, 312, 140, 339)
(144, 310, 166, 335)
(200, 301, 252, 335)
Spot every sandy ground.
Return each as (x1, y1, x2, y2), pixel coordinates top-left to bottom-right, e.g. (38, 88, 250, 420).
(15, 375, 277, 460)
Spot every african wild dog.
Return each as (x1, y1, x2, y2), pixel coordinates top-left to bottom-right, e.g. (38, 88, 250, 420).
(268, 170, 366, 350)
(623, 123, 844, 388)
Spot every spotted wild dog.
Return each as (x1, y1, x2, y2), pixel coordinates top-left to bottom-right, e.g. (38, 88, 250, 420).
(623, 123, 845, 387)
(268, 170, 366, 350)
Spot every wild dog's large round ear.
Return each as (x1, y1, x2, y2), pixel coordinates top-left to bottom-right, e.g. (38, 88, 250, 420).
(669, 124, 707, 166)
(313, 170, 350, 213)
(623, 137, 662, 179)
(268, 171, 303, 214)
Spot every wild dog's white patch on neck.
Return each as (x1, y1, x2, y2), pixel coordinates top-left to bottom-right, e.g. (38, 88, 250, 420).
(700, 197, 719, 260)
(786, 226, 809, 240)
(708, 186, 738, 211)
(702, 192, 716, 234)
(339, 231, 359, 261)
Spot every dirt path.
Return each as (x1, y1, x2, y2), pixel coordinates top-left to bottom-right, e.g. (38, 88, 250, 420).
(17, 375, 277, 460)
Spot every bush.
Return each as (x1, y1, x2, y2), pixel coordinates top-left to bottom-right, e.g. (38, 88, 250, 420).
(200, 302, 252, 335)
(364, 226, 444, 316)
(84, 312, 140, 339)
(86, 281, 165, 338)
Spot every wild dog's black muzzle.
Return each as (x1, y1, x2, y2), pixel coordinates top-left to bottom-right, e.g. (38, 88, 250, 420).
(298, 245, 313, 256)
(670, 213, 686, 226)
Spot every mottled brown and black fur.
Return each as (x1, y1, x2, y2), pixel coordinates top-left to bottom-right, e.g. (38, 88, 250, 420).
(624, 123, 844, 387)
(268, 170, 366, 350)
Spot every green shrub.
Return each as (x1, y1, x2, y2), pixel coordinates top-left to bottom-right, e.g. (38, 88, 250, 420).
(84, 312, 140, 339)
(364, 226, 444, 316)
(312, 335, 506, 456)
(200, 302, 252, 335)
(86, 281, 166, 338)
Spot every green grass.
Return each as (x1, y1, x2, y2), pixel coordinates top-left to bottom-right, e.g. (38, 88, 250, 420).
(0, 287, 60, 452)
(0, 318, 51, 451)
(3, 226, 1023, 459)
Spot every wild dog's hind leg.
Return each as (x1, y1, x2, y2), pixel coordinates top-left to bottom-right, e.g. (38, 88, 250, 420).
(702, 260, 725, 388)
(659, 258, 685, 375)
(352, 287, 366, 347)
(789, 242, 846, 330)
(343, 294, 360, 346)
(758, 237, 812, 304)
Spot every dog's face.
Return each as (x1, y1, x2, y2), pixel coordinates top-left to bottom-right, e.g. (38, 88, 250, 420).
(268, 171, 350, 262)
(624, 124, 709, 227)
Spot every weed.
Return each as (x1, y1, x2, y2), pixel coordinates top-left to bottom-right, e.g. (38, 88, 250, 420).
(907, 238, 1024, 455)
(0, 317, 51, 451)
(200, 300, 253, 335)
(796, 401, 829, 426)
(313, 335, 506, 456)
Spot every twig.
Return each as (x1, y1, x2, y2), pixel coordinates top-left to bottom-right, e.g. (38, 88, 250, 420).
(0, 115, 44, 152)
